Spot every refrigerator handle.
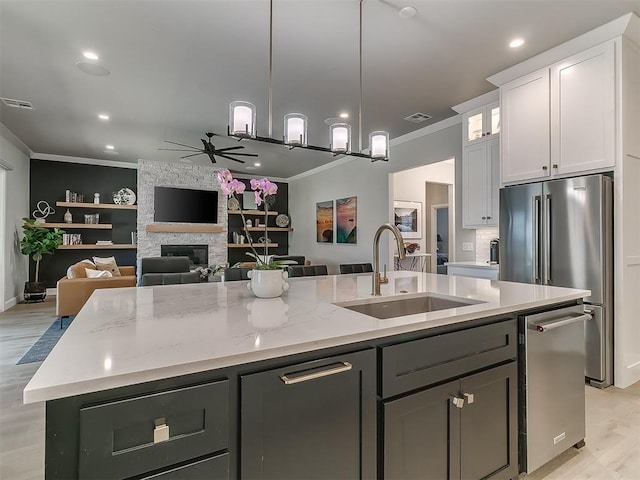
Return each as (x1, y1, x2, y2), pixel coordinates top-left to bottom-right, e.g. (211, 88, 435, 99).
(533, 195, 542, 283)
(545, 194, 552, 284)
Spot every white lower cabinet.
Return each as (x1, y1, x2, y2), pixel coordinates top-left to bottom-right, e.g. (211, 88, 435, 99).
(462, 137, 500, 228)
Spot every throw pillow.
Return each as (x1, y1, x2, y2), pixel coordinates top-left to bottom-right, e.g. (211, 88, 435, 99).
(67, 259, 96, 279)
(93, 256, 121, 277)
(85, 268, 113, 278)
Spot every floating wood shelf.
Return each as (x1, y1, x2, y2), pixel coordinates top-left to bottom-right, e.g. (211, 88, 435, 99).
(25, 223, 112, 229)
(57, 244, 137, 250)
(228, 243, 278, 248)
(244, 227, 293, 232)
(228, 210, 278, 216)
(146, 224, 224, 233)
(56, 202, 137, 210)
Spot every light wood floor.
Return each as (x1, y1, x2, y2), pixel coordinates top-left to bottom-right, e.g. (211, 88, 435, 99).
(0, 299, 638, 480)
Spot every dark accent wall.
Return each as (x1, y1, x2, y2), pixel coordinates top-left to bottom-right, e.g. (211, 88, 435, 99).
(29, 159, 137, 287)
(227, 180, 289, 266)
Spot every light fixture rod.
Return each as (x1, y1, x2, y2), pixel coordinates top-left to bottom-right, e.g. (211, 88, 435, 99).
(268, 0, 274, 137)
(359, 0, 363, 153)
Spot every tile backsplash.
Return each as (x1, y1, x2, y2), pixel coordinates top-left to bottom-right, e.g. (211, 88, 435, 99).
(475, 227, 499, 263)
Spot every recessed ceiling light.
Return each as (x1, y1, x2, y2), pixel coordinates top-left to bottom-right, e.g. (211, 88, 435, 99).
(399, 6, 417, 18)
(509, 38, 525, 48)
(75, 61, 110, 76)
(105, 145, 115, 150)
(98, 114, 110, 120)
(254, 162, 261, 167)
(339, 112, 349, 119)
(83, 51, 99, 60)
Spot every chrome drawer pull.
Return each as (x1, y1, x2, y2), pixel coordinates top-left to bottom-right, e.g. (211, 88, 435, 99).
(153, 418, 170, 444)
(534, 313, 592, 332)
(451, 396, 465, 408)
(280, 362, 352, 385)
(463, 393, 475, 404)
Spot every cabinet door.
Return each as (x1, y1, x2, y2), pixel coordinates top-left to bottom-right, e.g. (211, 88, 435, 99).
(462, 143, 489, 228)
(551, 42, 615, 175)
(459, 362, 518, 480)
(384, 380, 461, 480)
(501, 68, 551, 184)
(240, 349, 376, 479)
(486, 136, 500, 226)
(463, 106, 487, 146)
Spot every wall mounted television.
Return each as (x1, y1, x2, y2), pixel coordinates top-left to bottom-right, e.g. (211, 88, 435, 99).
(154, 186, 218, 223)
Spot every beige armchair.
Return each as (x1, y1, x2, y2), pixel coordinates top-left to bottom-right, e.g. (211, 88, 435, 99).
(56, 266, 136, 318)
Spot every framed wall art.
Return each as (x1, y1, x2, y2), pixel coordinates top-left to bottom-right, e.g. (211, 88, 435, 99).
(316, 201, 334, 243)
(394, 200, 422, 239)
(336, 196, 357, 244)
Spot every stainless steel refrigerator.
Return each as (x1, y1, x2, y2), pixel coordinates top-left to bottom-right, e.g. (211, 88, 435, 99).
(499, 174, 613, 388)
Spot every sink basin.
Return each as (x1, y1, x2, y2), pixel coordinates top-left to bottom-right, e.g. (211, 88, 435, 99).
(336, 293, 484, 320)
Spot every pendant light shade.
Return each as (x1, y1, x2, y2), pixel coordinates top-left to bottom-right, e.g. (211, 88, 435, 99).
(369, 131, 389, 160)
(330, 123, 351, 153)
(229, 101, 256, 138)
(284, 113, 308, 146)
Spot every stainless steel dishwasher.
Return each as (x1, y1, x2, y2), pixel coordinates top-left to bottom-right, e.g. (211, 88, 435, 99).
(520, 305, 591, 474)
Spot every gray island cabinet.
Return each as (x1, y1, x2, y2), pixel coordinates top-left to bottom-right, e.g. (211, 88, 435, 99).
(24, 272, 588, 479)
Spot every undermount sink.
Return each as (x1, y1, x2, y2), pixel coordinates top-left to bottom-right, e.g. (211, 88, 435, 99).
(336, 293, 485, 320)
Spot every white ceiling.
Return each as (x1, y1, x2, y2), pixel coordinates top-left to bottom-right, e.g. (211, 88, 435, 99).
(1, 0, 639, 178)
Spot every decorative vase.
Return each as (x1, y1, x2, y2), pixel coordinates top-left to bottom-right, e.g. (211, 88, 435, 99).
(247, 269, 289, 298)
(63, 209, 72, 223)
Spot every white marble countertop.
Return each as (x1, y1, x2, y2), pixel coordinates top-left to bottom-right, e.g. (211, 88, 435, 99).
(24, 272, 588, 404)
(445, 261, 500, 270)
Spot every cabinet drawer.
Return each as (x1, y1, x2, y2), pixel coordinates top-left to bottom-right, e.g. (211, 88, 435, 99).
(79, 380, 229, 479)
(141, 453, 229, 479)
(381, 320, 516, 398)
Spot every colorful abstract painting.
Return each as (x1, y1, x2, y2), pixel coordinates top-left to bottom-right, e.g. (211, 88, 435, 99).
(316, 201, 334, 243)
(336, 196, 357, 244)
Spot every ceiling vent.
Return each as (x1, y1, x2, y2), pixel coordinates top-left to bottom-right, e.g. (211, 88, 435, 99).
(404, 112, 431, 123)
(1, 97, 33, 109)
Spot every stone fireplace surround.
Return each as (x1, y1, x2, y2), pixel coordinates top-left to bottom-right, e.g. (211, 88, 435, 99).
(137, 160, 227, 273)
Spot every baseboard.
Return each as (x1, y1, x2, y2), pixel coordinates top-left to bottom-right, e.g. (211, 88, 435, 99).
(3, 296, 18, 312)
(46, 288, 57, 297)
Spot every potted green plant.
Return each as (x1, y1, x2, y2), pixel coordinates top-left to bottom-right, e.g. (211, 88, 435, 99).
(20, 218, 64, 302)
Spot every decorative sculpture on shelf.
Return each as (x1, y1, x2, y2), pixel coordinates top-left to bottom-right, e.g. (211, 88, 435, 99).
(32, 201, 55, 224)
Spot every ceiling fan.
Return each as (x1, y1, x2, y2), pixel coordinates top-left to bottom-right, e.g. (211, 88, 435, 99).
(159, 132, 258, 164)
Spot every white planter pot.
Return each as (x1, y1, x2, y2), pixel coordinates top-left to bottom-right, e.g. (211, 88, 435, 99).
(247, 269, 289, 298)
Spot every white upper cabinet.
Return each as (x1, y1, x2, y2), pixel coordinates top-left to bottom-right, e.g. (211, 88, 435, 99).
(500, 69, 551, 184)
(500, 41, 615, 185)
(463, 102, 500, 146)
(463, 137, 500, 228)
(550, 42, 615, 176)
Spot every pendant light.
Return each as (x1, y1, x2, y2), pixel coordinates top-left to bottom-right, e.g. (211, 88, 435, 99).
(229, 101, 256, 138)
(330, 123, 351, 153)
(284, 113, 308, 146)
(226, 0, 389, 162)
(369, 131, 389, 160)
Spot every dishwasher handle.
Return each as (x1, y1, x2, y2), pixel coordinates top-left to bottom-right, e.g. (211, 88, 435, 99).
(532, 313, 592, 332)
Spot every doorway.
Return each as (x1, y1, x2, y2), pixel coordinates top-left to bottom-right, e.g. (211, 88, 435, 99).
(390, 158, 455, 273)
(0, 169, 6, 310)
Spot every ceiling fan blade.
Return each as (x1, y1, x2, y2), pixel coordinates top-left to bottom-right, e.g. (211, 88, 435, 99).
(217, 153, 246, 164)
(221, 152, 259, 157)
(163, 140, 200, 150)
(179, 152, 204, 159)
(216, 146, 245, 152)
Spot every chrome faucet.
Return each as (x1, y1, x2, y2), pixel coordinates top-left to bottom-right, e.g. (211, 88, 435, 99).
(372, 223, 406, 296)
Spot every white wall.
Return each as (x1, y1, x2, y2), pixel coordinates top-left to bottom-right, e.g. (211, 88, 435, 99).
(289, 121, 476, 273)
(0, 124, 30, 311)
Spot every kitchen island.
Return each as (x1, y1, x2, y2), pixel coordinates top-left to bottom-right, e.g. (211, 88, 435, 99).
(25, 271, 589, 479)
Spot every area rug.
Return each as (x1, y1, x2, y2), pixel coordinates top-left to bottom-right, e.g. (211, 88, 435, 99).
(17, 316, 75, 365)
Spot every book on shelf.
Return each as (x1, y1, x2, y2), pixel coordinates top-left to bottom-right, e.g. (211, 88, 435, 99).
(62, 233, 82, 245)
